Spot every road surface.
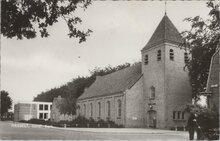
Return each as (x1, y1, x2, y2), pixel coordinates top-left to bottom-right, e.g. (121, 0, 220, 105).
(0, 121, 189, 140)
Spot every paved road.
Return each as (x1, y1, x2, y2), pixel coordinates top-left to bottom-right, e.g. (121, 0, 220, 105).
(0, 121, 189, 140)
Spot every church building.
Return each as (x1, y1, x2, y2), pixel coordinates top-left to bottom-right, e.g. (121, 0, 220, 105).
(77, 14, 192, 129)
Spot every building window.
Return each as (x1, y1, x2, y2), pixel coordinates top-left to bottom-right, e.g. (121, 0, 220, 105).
(44, 105, 48, 110)
(157, 50, 161, 61)
(39, 104, 43, 110)
(117, 100, 122, 117)
(107, 101, 110, 117)
(145, 54, 148, 65)
(98, 102, 101, 117)
(50, 105, 52, 110)
(182, 112, 185, 119)
(150, 86, 155, 99)
(177, 111, 181, 119)
(44, 113, 48, 119)
(173, 111, 176, 119)
(83, 104, 86, 116)
(39, 113, 43, 119)
(170, 49, 174, 61)
(184, 52, 188, 63)
(90, 103, 93, 118)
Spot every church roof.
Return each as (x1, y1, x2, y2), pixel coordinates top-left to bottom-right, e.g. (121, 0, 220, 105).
(142, 14, 183, 51)
(78, 63, 142, 100)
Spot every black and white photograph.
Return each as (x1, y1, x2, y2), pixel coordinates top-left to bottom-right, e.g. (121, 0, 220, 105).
(0, 0, 219, 140)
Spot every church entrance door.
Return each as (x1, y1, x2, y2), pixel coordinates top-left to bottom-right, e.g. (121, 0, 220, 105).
(148, 110, 157, 128)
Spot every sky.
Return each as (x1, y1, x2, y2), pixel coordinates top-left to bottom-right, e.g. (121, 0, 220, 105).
(1, 1, 211, 104)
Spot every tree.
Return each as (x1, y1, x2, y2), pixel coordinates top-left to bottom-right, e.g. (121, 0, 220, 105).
(182, 0, 220, 101)
(1, 90, 12, 116)
(1, 0, 92, 43)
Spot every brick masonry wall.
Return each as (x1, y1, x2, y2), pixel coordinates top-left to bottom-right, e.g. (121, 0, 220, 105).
(77, 93, 125, 125)
(142, 44, 166, 128)
(164, 43, 192, 129)
(125, 76, 145, 127)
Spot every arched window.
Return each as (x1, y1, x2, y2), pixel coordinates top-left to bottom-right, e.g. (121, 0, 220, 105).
(182, 112, 185, 119)
(150, 86, 155, 99)
(145, 54, 148, 65)
(107, 101, 110, 117)
(98, 102, 101, 117)
(90, 103, 93, 117)
(184, 52, 188, 63)
(177, 111, 181, 119)
(83, 104, 86, 116)
(170, 49, 174, 61)
(173, 111, 176, 119)
(117, 100, 122, 117)
(157, 50, 161, 61)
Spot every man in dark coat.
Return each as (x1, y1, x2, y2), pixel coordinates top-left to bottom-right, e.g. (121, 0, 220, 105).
(187, 113, 197, 140)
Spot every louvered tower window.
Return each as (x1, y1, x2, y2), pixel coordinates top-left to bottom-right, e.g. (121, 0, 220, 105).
(170, 49, 174, 61)
(157, 50, 161, 61)
(145, 54, 148, 65)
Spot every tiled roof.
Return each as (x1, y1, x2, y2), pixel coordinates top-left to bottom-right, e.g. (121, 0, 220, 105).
(78, 63, 142, 100)
(142, 14, 183, 51)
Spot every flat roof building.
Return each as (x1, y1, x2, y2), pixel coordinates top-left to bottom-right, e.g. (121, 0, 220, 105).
(14, 101, 52, 121)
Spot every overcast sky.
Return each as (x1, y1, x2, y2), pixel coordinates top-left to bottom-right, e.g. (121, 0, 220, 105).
(1, 1, 210, 103)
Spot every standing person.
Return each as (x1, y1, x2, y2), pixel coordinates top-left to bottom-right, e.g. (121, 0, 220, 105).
(187, 113, 197, 140)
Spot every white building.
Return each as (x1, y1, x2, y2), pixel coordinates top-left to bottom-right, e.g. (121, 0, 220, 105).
(14, 101, 52, 121)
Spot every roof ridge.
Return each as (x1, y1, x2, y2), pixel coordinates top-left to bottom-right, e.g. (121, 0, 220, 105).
(98, 62, 141, 79)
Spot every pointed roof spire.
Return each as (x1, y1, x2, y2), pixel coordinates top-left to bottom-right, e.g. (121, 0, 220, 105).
(165, 0, 167, 15)
(142, 15, 183, 51)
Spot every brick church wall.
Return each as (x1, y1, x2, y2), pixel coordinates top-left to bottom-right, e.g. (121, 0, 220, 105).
(164, 43, 191, 129)
(125, 76, 145, 127)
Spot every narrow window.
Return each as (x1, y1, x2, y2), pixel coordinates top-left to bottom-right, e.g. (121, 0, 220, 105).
(117, 100, 122, 117)
(98, 102, 101, 117)
(157, 50, 161, 61)
(173, 111, 176, 119)
(90, 103, 93, 117)
(50, 105, 52, 110)
(84, 104, 86, 116)
(39, 104, 43, 110)
(170, 49, 174, 61)
(182, 112, 185, 120)
(177, 111, 181, 119)
(78, 106, 81, 115)
(107, 101, 110, 117)
(145, 54, 148, 65)
(44, 105, 48, 110)
(184, 52, 188, 63)
(150, 86, 155, 99)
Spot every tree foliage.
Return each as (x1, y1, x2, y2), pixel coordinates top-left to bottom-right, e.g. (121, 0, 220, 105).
(34, 62, 131, 114)
(182, 0, 220, 100)
(1, 0, 92, 43)
(1, 90, 13, 116)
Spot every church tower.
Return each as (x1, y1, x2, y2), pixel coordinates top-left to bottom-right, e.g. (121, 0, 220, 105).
(141, 14, 192, 129)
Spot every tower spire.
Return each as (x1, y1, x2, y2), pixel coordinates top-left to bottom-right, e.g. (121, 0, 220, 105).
(165, 0, 167, 15)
